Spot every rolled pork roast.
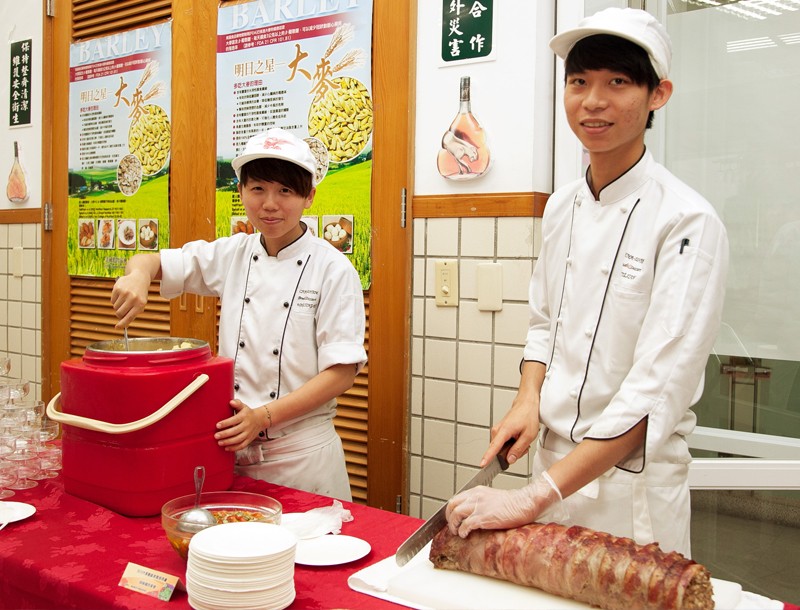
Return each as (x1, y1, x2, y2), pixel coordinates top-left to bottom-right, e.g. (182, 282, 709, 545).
(430, 522, 714, 610)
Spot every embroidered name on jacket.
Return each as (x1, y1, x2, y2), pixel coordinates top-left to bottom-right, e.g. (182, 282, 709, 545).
(296, 289, 319, 311)
(620, 252, 645, 280)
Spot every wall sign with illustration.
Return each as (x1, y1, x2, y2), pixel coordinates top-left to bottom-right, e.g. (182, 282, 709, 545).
(8, 39, 32, 127)
(67, 22, 172, 278)
(216, 0, 374, 289)
(436, 75, 490, 181)
(441, 0, 493, 64)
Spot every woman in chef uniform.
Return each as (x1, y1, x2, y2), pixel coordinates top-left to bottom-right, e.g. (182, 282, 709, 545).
(111, 128, 366, 501)
(446, 8, 729, 557)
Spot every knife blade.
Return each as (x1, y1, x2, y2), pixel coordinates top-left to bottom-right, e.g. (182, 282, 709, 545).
(395, 440, 513, 566)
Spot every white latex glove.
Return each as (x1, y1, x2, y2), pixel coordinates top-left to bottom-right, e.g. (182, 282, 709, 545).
(445, 472, 566, 538)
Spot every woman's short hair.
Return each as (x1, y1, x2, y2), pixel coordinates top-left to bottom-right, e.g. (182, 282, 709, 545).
(238, 157, 314, 197)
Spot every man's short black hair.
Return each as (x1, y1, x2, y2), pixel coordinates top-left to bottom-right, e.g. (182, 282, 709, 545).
(565, 34, 662, 129)
(238, 157, 314, 197)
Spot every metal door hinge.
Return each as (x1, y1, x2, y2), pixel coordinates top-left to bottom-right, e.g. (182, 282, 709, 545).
(400, 188, 407, 228)
(44, 202, 53, 231)
(395, 494, 402, 513)
(46, 0, 55, 17)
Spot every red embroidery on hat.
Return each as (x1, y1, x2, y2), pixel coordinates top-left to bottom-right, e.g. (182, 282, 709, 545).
(263, 137, 291, 150)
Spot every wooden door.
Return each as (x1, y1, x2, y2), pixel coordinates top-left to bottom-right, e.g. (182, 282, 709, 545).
(44, 0, 411, 509)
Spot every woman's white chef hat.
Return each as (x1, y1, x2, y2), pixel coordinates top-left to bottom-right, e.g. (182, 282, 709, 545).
(549, 7, 672, 79)
(232, 128, 318, 185)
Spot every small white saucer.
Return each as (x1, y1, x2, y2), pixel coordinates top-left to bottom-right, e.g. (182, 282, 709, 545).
(0, 501, 36, 524)
(295, 535, 371, 566)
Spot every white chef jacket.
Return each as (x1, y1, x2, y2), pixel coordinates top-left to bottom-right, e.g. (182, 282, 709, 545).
(160, 228, 367, 500)
(525, 150, 729, 554)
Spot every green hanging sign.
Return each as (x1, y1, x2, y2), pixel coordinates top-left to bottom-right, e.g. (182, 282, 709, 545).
(441, 0, 493, 63)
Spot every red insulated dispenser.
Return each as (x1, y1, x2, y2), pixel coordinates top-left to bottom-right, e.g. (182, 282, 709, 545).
(48, 337, 235, 517)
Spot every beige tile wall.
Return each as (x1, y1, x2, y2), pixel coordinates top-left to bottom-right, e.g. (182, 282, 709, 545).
(0, 223, 42, 401)
(409, 216, 543, 519)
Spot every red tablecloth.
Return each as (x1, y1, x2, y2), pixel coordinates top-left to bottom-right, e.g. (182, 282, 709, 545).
(0, 475, 423, 609)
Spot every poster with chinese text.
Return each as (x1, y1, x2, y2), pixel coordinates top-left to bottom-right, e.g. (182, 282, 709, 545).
(217, 1, 373, 289)
(67, 22, 172, 277)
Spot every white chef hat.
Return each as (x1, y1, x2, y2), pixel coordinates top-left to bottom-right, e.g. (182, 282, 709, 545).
(231, 128, 318, 185)
(549, 7, 672, 79)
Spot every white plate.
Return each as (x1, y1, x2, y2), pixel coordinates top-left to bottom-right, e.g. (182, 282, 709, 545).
(295, 534, 371, 566)
(0, 501, 36, 524)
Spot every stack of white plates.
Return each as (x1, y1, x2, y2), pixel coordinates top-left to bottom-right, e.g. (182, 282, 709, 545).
(186, 522, 298, 610)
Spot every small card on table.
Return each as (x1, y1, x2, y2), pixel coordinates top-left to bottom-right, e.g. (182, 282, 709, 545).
(119, 562, 182, 601)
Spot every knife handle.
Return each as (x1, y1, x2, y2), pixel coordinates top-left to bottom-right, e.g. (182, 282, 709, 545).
(496, 439, 514, 471)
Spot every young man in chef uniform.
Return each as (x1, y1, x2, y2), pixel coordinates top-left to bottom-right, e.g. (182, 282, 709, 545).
(446, 8, 728, 556)
(111, 128, 367, 501)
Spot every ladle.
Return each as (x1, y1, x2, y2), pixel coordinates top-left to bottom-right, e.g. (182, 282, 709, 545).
(177, 465, 217, 533)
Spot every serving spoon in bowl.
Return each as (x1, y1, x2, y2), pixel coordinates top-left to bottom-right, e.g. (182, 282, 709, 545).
(177, 466, 216, 533)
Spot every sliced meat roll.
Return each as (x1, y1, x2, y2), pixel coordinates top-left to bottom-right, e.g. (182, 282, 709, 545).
(430, 522, 713, 610)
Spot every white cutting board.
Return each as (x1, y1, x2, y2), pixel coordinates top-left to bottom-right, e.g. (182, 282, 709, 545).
(348, 545, 743, 610)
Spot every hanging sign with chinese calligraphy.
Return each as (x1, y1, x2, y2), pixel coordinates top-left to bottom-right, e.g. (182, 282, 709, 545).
(441, 0, 493, 64)
(9, 39, 32, 127)
(66, 22, 172, 278)
(216, 0, 374, 289)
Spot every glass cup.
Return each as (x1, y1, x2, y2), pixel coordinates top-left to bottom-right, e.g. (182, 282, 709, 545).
(15, 400, 45, 427)
(36, 420, 60, 448)
(32, 445, 62, 480)
(5, 452, 39, 490)
(0, 429, 17, 457)
(0, 378, 30, 404)
(0, 459, 17, 499)
(0, 356, 11, 377)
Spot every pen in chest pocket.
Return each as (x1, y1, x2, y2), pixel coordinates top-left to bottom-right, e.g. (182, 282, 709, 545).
(680, 238, 690, 254)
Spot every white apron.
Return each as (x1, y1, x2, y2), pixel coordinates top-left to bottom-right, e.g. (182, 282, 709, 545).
(235, 421, 352, 502)
(535, 429, 692, 557)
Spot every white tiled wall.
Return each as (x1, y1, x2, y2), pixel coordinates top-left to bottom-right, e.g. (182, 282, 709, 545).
(0, 223, 42, 401)
(409, 216, 542, 519)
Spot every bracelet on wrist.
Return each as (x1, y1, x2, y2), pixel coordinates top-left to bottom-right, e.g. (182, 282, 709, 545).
(262, 405, 272, 430)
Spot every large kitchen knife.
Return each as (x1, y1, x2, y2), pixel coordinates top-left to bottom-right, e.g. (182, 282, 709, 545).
(395, 441, 513, 566)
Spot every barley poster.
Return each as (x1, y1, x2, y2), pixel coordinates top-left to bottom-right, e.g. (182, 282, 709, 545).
(67, 22, 172, 277)
(216, 0, 374, 289)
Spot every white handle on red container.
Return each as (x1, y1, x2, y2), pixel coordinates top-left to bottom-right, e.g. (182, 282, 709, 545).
(45, 373, 210, 434)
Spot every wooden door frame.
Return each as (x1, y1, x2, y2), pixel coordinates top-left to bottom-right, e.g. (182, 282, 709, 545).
(366, 0, 414, 511)
(44, 0, 412, 511)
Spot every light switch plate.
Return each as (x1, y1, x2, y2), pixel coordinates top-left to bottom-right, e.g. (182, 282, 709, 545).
(11, 247, 23, 278)
(434, 260, 458, 306)
(477, 263, 503, 311)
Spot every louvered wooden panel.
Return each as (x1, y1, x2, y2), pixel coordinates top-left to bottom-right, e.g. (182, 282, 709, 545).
(69, 277, 171, 357)
(72, 0, 171, 40)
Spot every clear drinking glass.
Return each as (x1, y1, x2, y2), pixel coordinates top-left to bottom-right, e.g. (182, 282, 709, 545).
(5, 452, 38, 490)
(7, 378, 29, 403)
(15, 399, 45, 427)
(0, 459, 17, 498)
(32, 445, 61, 480)
(0, 429, 17, 457)
(0, 356, 11, 376)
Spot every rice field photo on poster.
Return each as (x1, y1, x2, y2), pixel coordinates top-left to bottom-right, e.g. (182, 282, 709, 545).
(322, 215, 354, 254)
